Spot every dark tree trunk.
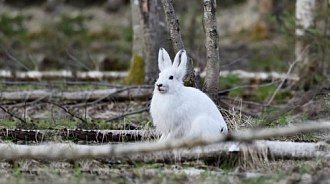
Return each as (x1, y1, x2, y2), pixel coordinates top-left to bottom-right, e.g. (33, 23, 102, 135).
(161, 0, 196, 87)
(139, 0, 160, 84)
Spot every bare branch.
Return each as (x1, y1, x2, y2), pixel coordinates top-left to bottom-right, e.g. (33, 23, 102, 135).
(49, 102, 88, 123)
(106, 107, 150, 122)
(66, 48, 91, 71)
(0, 105, 28, 124)
(266, 46, 310, 106)
(4, 49, 30, 71)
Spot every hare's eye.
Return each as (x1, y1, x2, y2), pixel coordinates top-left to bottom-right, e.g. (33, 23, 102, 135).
(169, 76, 174, 80)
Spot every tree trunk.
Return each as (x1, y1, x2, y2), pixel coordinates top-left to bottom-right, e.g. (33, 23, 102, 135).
(161, 0, 196, 87)
(255, 0, 273, 39)
(295, 0, 317, 90)
(131, 0, 144, 57)
(139, 0, 160, 84)
(318, 0, 330, 76)
(272, 0, 284, 25)
(203, 0, 221, 99)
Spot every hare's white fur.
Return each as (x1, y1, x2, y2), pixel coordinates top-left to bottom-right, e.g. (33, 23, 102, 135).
(150, 48, 228, 142)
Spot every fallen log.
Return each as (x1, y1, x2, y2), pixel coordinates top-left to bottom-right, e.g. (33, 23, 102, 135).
(0, 70, 299, 81)
(0, 70, 127, 80)
(218, 70, 299, 81)
(0, 87, 153, 101)
(0, 129, 158, 142)
(0, 140, 328, 161)
(0, 120, 329, 161)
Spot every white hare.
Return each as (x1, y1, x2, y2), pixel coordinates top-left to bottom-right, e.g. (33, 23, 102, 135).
(150, 48, 228, 142)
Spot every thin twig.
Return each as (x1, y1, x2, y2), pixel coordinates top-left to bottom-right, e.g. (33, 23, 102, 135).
(4, 49, 31, 71)
(266, 46, 310, 106)
(106, 107, 150, 122)
(220, 99, 259, 117)
(66, 48, 91, 71)
(0, 105, 27, 123)
(221, 54, 248, 68)
(49, 102, 88, 123)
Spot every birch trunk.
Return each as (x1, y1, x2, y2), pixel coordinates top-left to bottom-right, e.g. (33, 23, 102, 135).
(1, 120, 329, 161)
(0, 140, 328, 161)
(131, 0, 144, 57)
(161, 0, 196, 87)
(203, 0, 221, 98)
(295, 0, 317, 89)
(0, 70, 299, 81)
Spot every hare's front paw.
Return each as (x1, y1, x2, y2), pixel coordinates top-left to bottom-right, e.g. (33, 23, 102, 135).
(158, 133, 171, 143)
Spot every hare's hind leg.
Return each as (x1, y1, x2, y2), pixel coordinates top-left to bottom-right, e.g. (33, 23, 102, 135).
(189, 115, 224, 137)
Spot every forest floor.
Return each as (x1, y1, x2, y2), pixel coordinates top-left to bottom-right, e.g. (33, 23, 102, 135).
(0, 82, 328, 184)
(0, 2, 330, 184)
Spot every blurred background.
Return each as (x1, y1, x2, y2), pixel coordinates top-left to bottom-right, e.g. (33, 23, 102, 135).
(0, 0, 321, 72)
(0, 2, 329, 182)
(0, 0, 328, 122)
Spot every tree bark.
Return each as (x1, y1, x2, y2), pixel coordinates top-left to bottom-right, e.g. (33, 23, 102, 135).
(203, 0, 221, 98)
(295, 0, 317, 90)
(161, 0, 196, 87)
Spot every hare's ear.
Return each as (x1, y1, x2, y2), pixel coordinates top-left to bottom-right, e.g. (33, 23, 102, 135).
(158, 48, 172, 71)
(173, 49, 187, 80)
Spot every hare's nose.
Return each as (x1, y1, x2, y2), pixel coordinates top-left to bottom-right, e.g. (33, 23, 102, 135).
(156, 84, 163, 87)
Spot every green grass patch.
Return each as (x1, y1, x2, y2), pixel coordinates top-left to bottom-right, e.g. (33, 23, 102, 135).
(242, 170, 287, 184)
(220, 74, 243, 89)
(0, 13, 27, 36)
(57, 13, 88, 36)
(0, 119, 17, 128)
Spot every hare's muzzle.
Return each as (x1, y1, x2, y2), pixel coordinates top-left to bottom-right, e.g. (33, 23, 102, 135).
(156, 83, 166, 93)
